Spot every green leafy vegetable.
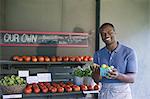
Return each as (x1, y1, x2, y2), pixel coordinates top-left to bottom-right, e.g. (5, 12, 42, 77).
(74, 68, 84, 77)
(84, 68, 92, 77)
(73, 66, 92, 77)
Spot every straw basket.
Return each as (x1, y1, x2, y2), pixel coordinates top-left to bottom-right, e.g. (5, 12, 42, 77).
(0, 84, 26, 94)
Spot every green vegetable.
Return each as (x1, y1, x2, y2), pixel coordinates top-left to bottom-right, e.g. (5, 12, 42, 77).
(84, 68, 92, 77)
(0, 75, 26, 86)
(74, 68, 84, 77)
(73, 66, 92, 77)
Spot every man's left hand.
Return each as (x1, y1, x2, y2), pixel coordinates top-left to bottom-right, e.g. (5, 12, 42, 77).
(107, 68, 120, 79)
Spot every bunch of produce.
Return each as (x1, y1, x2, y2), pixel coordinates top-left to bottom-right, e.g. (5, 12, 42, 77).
(100, 64, 114, 78)
(73, 66, 92, 77)
(0, 75, 26, 86)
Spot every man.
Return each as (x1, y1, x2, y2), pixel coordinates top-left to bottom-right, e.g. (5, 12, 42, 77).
(92, 23, 138, 99)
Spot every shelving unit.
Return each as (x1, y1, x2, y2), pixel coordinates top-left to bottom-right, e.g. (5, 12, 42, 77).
(0, 60, 93, 99)
(0, 60, 92, 65)
(1, 91, 85, 99)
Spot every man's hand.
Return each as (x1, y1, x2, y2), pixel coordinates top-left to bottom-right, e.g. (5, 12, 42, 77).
(107, 68, 119, 79)
(91, 64, 101, 84)
(106, 68, 136, 83)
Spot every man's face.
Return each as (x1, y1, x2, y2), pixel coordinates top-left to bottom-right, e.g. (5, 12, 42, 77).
(100, 25, 116, 45)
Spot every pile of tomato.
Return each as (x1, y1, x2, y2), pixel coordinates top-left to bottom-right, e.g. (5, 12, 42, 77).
(24, 81, 99, 94)
(12, 56, 93, 62)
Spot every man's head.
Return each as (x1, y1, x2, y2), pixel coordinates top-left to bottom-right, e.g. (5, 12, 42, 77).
(99, 23, 117, 45)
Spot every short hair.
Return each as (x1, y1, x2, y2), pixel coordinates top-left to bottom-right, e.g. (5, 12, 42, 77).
(99, 23, 115, 32)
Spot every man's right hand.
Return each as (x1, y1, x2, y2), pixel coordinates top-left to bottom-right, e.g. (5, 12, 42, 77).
(91, 64, 101, 84)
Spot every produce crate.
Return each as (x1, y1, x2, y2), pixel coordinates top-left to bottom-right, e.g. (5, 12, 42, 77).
(1, 84, 26, 94)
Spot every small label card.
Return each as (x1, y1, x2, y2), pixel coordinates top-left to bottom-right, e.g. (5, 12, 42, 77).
(27, 76, 38, 84)
(18, 70, 29, 77)
(83, 90, 99, 94)
(37, 73, 51, 82)
(3, 94, 22, 99)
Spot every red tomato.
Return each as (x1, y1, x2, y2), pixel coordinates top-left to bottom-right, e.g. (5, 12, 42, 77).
(84, 56, 90, 59)
(79, 56, 84, 61)
(39, 82, 44, 86)
(87, 85, 93, 91)
(51, 56, 56, 62)
(94, 85, 99, 90)
(52, 83, 60, 88)
(22, 56, 27, 59)
(56, 56, 62, 62)
(34, 87, 40, 94)
(24, 87, 32, 94)
(66, 81, 74, 86)
(38, 56, 44, 62)
(69, 57, 76, 62)
(32, 83, 40, 94)
(65, 86, 72, 92)
(62, 56, 69, 62)
(65, 85, 70, 88)
(88, 56, 93, 61)
(66, 81, 73, 85)
(60, 84, 66, 88)
(32, 56, 37, 62)
(27, 84, 32, 89)
(51, 87, 57, 93)
(17, 57, 23, 62)
(80, 85, 88, 91)
(47, 86, 53, 92)
(44, 56, 50, 62)
(73, 86, 80, 92)
(24, 56, 31, 62)
(44, 82, 51, 86)
(57, 87, 64, 93)
(51, 82, 57, 86)
(75, 57, 82, 62)
(59, 81, 64, 85)
(83, 57, 88, 61)
(59, 82, 64, 86)
(72, 85, 77, 89)
(13, 56, 19, 61)
(42, 87, 48, 93)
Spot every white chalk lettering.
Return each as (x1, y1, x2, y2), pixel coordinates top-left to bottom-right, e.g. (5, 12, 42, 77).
(3, 33, 20, 43)
(26, 35, 32, 42)
(20, 34, 37, 43)
(31, 35, 37, 43)
(21, 34, 26, 43)
(13, 34, 20, 42)
(4, 33, 10, 42)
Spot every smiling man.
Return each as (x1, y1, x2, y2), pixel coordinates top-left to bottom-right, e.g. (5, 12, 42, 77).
(92, 23, 138, 99)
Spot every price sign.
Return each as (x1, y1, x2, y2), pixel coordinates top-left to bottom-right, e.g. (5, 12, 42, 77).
(37, 73, 51, 82)
(3, 94, 22, 99)
(83, 90, 99, 94)
(27, 76, 38, 84)
(18, 70, 29, 77)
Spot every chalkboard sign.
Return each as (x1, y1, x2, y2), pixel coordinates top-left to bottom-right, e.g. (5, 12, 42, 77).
(0, 31, 88, 47)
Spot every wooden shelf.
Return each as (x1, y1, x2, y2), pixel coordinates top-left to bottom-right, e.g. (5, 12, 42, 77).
(1, 91, 86, 99)
(0, 60, 92, 65)
(23, 91, 83, 97)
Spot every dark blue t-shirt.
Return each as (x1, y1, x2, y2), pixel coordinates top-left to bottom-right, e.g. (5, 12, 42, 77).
(93, 42, 138, 83)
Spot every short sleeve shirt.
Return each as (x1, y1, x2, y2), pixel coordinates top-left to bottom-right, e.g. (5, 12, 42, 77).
(93, 42, 138, 83)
